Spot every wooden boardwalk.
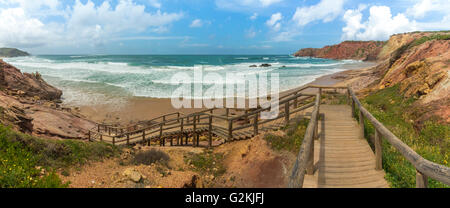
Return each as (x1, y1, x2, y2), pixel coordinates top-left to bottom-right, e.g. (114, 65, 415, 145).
(88, 85, 449, 188)
(303, 105, 389, 188)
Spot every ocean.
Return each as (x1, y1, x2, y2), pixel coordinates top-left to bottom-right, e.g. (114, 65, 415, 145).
(3, 55, 373, 106)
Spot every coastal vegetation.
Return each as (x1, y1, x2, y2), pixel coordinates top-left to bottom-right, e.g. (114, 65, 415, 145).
(0, 124, 120, 188)
(0, 48, 29, 58)
(358, 85, 449, 188)
(264, 116, 309, 153)
(410, 34, 450, 48)
(186, 149, 226, 178)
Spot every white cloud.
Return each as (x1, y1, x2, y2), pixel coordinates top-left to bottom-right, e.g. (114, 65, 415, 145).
(341, 7, 364, 40)
(215, 0, 283, 11)
(266, 12, 282, 31)
(342, 6, 417, 40)
(0, 0, 184, 48)
(415, 14, 450, 30)
(406, 0, 450, 19)
(0, 0, 64, 17)
(250, 13, 258, 20)
(245, 27, 257, 38)
(259, 0, 283, 7)
(190, 19, 203, 28)
(292, 0, 345, 26)
(271, 30, 300, 42)
(147, 0, 161, 8)
(0, 8, 52, 47)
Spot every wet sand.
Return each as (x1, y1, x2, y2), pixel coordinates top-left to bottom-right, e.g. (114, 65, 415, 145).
(76, 63, 377, 125)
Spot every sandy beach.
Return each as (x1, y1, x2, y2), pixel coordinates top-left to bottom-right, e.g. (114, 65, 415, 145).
(76, 63, 378, 125)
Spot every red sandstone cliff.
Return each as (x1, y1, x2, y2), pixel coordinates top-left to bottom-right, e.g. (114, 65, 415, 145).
(0, 59, 95, 139)
(319, 32, 449, 124)
(294, 41, 386, 61)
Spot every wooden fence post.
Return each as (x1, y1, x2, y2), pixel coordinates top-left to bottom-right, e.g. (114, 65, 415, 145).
(226, 108, 229, 117)
(142, 130, 147, 145)
(193, 115, 197, 146)
(209, 115, 213, 147)
(228, 119, 233, 142)
(126, 133, 130, 145)
(416, 170, 428, 188)
(375, 129, 383, 170)
(179, 118, 184, 146)
(315, 116, 319, 140)
(253, 113, 259, 136)
(112, 136, 115, 146)
(294, 92, 298, 108)
(100, 134, 103, 142)
(307, 130, 315, 175)
(351, 100, 356, 118)
(159, 123, 164, 146)
(285, 101, 290, 125)
(359, 108, 365, 139)
(197, 116, 200, 146)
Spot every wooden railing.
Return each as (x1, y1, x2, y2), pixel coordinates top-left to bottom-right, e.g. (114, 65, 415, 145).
(288, 92, 321, 188)
(347, 87, 450, 188)
(288, 85, 450, 188)
(88, 85, 319, 148)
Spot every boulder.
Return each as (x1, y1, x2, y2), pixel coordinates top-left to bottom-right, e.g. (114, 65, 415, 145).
(183, 174, 204, 188)
(122, 168, 143, 183)
(259, 64, 271, 67)
(0, 60, 62, 100)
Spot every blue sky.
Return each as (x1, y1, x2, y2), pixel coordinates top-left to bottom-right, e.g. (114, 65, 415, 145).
(0, 0, 449, 55)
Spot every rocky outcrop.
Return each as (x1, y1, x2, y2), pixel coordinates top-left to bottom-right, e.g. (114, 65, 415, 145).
(294, 41, 385, 61)
(0, 60, 95, 139)
(378, 35, 449, 101)
(325, 31, 450, 124)
(0, 59, 62, 100)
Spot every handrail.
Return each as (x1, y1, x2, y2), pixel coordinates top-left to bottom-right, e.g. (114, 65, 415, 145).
(88, 83, 449, 187)
(347, 88, 450, 187)
(288, 93, 321, 188)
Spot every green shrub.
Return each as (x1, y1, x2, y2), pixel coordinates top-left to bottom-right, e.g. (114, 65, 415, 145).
(0, 128, 68, 188)
(265, 116, 309, 153)
(187, 150, 226, 177)
(0, 124, 121, 188)
(132, 149, 170, 166)
(411, 34, 450, 48)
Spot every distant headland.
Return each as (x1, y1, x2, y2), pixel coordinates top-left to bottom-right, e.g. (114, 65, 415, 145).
(0, 48, 30, 58)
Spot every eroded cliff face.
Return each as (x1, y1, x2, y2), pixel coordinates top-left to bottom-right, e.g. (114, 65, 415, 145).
(295, 32, 449, 124)
(294, 41, 386, 61)
(0, 59, 95, 139)
(378, 32, 450, 124)
(379, 35, 449, 102)
(0, 60, 62, 100)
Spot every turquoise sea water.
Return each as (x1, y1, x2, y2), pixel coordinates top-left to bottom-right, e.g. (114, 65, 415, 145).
(3, 55, 372, 106)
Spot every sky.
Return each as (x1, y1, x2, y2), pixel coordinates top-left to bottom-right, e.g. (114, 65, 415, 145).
(0, 0, 449, 55)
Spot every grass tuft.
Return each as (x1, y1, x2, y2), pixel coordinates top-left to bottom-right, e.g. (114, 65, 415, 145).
(186, 150, 226, 177)
(264, 116, 309, 153)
